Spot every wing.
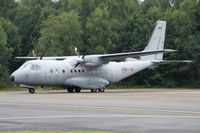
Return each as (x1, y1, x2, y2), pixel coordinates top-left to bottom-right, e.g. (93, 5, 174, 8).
(15, 56, 67, 60)
(99, 49, 176, 61)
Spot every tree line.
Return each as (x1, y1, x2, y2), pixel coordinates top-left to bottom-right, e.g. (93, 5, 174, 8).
(0, 0, 199, 88)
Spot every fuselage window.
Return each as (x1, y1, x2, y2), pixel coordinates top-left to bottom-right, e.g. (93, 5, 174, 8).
(50, 69, 53, 73)
(70, 70, 73, 73)
(62, 69, 65, 73)
(78, 70, 81, 73)
(74, 70, 77, 73)
(82, 70, 85, 72)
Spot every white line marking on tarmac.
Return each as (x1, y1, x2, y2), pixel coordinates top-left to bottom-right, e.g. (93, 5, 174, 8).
(0, 115, 200, 120)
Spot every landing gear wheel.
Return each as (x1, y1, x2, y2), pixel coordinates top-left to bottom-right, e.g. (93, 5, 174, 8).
(28, 88, 35, 94)
(67, 88, 74, 93)
(91, 89, 97, 93)
(75, 87, 81, 93)
(98, 88, 105, 92)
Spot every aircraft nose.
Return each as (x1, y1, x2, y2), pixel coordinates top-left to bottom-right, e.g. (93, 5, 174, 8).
(10, 75, 15, 82)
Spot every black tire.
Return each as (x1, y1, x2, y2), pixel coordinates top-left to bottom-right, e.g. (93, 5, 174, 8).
(75, 87, 81, 93)
(98, 88, 105, 92)
(91, 89, 97, 93)
(67, 88, 74, 93)
(29, 88, 35, 94)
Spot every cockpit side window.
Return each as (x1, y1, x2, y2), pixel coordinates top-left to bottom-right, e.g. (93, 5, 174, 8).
(30, 64, 41, 71)
(35, 65, 41, 70)
(20, 64, 27, 70)
(30, 64, 35, 70)
(20, 63, 31, 70)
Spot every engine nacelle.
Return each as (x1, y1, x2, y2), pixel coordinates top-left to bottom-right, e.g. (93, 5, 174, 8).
(84, 56, 104, 67)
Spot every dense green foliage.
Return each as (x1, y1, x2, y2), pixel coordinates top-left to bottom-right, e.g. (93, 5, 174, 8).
(0, 0, 199, 88)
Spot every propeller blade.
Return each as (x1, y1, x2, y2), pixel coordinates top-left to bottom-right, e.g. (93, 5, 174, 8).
(82, 51, 88, 59)
(40, 48, 48, 60)
(74, 62, 80, 69)
(74, 47, 80, 58)
(32, 50, 37, 59)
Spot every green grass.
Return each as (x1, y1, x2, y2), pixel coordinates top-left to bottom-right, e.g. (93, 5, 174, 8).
(0, 86, 22, 91)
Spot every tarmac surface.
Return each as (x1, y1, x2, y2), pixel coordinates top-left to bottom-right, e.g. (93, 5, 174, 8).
(0, 89, 200, 133)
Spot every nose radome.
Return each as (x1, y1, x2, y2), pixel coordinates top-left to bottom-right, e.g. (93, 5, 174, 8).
(10, 75, 15, 82)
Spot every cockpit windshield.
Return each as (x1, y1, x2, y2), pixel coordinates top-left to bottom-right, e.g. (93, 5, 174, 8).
(20, 63, 41, 71)
(20, 63, 31, 70)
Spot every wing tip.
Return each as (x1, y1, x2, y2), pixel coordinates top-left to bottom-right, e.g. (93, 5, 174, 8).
(164, 49, 178, 52)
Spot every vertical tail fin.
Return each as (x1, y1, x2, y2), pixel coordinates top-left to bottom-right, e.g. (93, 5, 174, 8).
(141, 21, 166, 60)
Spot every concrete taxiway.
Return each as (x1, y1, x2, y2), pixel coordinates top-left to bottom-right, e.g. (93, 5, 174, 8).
(0, 89, 200, 133)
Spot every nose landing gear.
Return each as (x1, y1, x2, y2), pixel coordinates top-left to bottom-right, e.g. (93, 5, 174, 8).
(28, 88, 35, 94)
(98, 88, 105, 92)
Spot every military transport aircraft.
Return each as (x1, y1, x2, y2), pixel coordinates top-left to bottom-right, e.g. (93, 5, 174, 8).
(10, 21, 192, 94)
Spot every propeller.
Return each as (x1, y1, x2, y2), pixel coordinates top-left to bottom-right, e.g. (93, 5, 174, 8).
(32, 48, 48, 60)
(32, 50, 37, 59)
(74, 47, 87, 69)
(40, 48, 48, 60)
(74, 47, 80, 58)
(74, 62, 80, 69)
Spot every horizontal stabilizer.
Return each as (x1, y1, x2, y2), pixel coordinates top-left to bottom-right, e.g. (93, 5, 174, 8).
(152, 60, 193, 65)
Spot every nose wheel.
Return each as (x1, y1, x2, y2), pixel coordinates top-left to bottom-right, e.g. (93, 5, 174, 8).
(75, 87, 81, 93)
(98, 88, 105, 92)
(28, 88, 35, 94)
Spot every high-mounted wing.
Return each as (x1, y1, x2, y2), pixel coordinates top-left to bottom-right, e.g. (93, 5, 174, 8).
(16, 49, 68, 60)
(15, 56, 67, 60)
(99, 49, 176, 61)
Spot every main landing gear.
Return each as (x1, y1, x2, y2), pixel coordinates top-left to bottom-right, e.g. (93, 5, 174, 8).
(91, 88, 105, 93)
(67, 87, 105, 93)
(67, 87, 81, 93)
(28, 88, 35, 94)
